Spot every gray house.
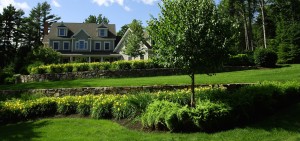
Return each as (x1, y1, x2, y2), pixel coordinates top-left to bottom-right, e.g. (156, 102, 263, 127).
(43, 22, 152, 63)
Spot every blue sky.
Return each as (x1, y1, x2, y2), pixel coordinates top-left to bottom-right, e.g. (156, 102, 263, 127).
(0, 0, 220, 31)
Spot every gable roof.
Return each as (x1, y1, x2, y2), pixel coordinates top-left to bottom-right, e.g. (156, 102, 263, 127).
(114, 28, 152, 52)
(43, 23, 116, 42)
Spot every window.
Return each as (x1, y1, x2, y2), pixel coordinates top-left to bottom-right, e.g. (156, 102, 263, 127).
(140, 55, 144, 60)
(58, 28, 67, 36)
(104, 42, 110, 50)
(63, 41, 70, 50)
(76, 40, 88, 50)
(53, 41, 59, 50)
(95, 42, 101, 50)
(98, 29, 107, 37)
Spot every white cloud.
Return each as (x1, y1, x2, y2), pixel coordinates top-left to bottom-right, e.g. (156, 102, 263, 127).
(92, 0, 124, 6)
(124, 6, 131, 11)
(140, 0, 158, 5)
(52, 0, 61, 8)
(93, 0, 132, 12)
(0, 0, 30, 13)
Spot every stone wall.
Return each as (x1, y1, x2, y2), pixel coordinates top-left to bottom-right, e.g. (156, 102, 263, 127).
(19, 68, 183, 83)
(0, 84, 253, 97)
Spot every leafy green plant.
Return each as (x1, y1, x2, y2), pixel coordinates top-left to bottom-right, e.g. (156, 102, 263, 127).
(254, 48, 278, 67)
(57, 96, 77, 115)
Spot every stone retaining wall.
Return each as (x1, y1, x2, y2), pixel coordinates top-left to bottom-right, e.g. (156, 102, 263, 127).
(0, 84, 253, 97)
(19, 68, 182, 83)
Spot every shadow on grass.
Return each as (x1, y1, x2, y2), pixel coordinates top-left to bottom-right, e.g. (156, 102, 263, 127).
(0, 120, 49, 141)
(249, 102, 300, 133)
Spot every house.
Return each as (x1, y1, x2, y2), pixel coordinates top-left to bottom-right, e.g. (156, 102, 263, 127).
(114, 28, 152, 61)
(43, 22, 152, 63)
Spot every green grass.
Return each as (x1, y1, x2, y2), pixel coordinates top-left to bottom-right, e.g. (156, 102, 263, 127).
(1, 64, 300, 90)
(1, 102, 300, 141)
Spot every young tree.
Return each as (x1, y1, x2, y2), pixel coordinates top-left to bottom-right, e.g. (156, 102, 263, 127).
(148, 0, 229, 107)
(124, 19, 145, 58)
(84, 14, 109, 24)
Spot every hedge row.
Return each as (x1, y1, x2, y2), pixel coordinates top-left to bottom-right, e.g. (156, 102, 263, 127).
(141, 81, 300, 132)
(27, 60, 163, 74)
(1, 82, 300, 132)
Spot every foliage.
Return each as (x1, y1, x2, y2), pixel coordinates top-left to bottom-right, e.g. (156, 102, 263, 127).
(84, 14, 109, 24)
(148, 0, 230, 106)
(31, 47, 61, 65)
(28, 60, 160, 74)
(123, 19, 145, 58)
(254, 48, 278, 67)
(117, 24, 129, 37)
(226, 54, 255, 66)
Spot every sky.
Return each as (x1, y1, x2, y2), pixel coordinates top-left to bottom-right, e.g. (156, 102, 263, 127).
(0, 0, 220, 31)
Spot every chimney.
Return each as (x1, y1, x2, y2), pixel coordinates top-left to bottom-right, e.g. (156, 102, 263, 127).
(43, 22, 49, 35)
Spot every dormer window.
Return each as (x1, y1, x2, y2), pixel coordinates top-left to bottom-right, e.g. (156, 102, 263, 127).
(58, 28, 67, 36)
(98, 28, 108, 37)
(57, 22, 68, 37)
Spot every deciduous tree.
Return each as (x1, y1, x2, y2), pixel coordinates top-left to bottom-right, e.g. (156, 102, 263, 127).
(148, 0, 230, 107)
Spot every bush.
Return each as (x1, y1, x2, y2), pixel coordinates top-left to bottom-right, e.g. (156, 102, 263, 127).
(111, 61, 131, 70)
(91, 95, 119, 119)
(191, 100, 232, 132)
(57, 96, 77, 115)
(226, 54, 255, 66)
(76, 95, 94, 116)
(141, 100, 182, 131)
(254, 48, 278, 67)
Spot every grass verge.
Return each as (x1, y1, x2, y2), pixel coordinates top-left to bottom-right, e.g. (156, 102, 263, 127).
(1, 102, 300, 141)
(1, 64, 300, 90)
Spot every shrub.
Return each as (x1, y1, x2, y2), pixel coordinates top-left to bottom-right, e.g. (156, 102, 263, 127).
(91, 95, 119, 119)
(226, 54, 255, 66)
(63, 64, 73, 72)
(113, 93, 154, 119)
(77, 63, 89, 72)
(191, 100, 232, 132)
(24, 98, 57, 119)
(57, 96, 77, 115)
(130, 60, 146, 69)
(254, 48, 278, 67)
(76, 95, 94, 116)
(111, 61, 131, 70)
(141, 100, 182, 131)
(97, 62, 111, 70)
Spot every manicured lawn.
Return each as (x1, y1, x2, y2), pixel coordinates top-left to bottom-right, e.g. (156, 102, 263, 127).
(1, 64, 300, 90)
(1, 102, 300, 141)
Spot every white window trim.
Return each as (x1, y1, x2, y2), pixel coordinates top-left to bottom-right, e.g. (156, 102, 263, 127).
(95, 41, 101, 50)
(58, 28, 67, 36)
(75, 40, 88, 50)
(63, 41, 70, 50)
(104, 42, 110, 50)
(53, 41, 60, 50)
(98, 28, 108, 37)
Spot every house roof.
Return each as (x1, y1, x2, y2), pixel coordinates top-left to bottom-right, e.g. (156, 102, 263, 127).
(43, 23, 116, 42)
(114, 28, 152, 52)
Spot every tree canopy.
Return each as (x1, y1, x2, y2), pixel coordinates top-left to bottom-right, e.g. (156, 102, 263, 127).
(84, 14, 109, 24)
(148, 0, 230, 106)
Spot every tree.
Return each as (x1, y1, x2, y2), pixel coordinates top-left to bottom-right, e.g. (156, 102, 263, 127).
(148, 0, 229, 107)
(124, 19, 145, 58)
(29, 1, 60, 46)
(84, 14, 109, 24)
(117, 24, 129, 37)
(0, 5, 24, 68)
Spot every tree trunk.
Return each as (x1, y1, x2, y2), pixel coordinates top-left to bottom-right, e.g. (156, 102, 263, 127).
(190, 72, 195, 107)
(247, 1, 254, 51)
(259, 0, 267, 49)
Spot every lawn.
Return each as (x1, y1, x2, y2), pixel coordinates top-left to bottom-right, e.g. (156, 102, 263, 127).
(1, 102, 300, 141)
(1, 64, 300, 90)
